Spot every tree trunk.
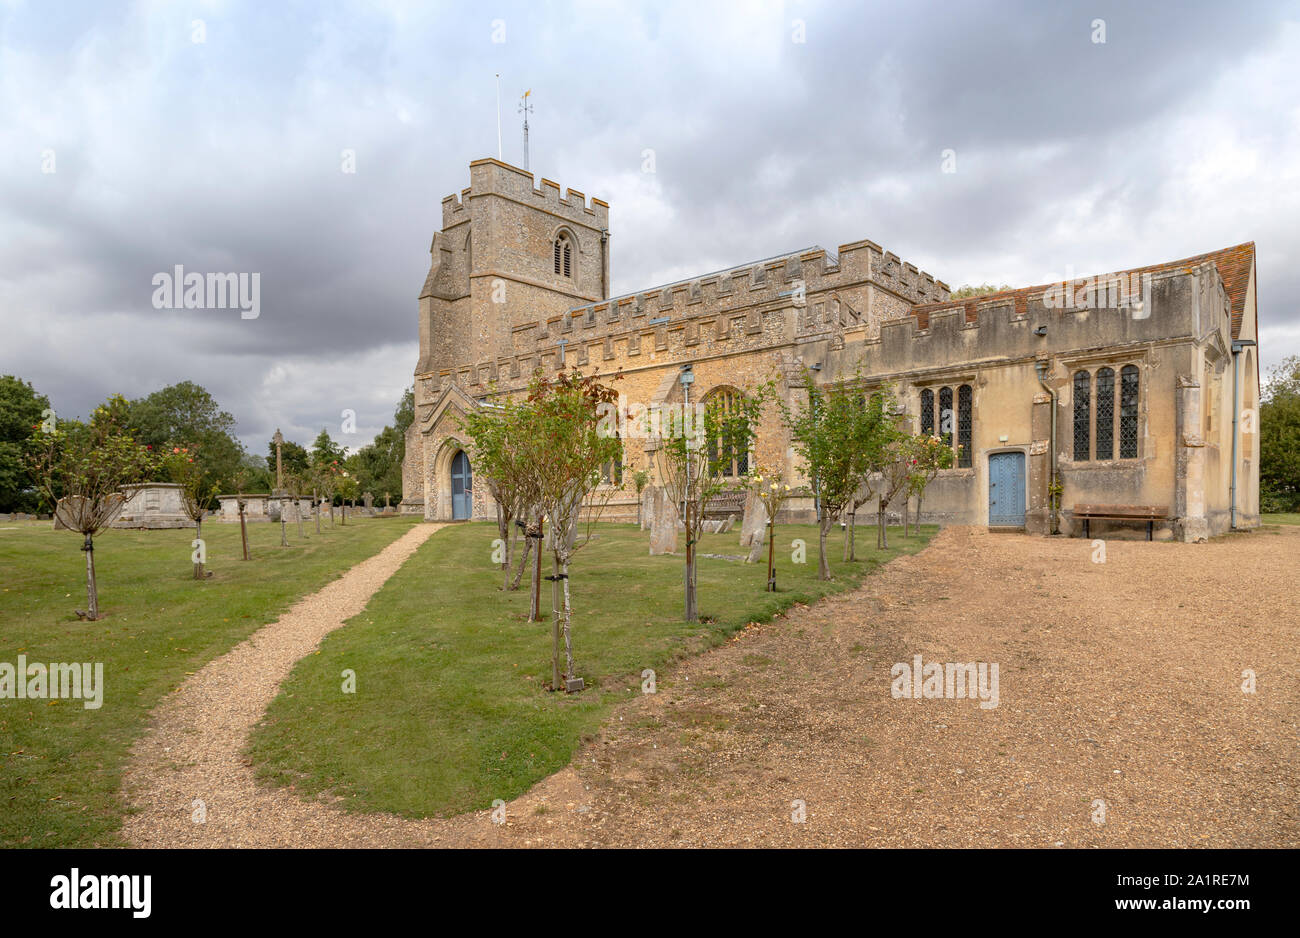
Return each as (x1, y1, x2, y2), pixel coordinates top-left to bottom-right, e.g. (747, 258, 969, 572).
(683, 501, 697, 621)
(915, 495, 923, 536)
(297, 505, 304, 538)
(329, 502, 334, 525)
(314, 496, 321, 534)
(561, 557, 576, 685)
(532, 518, 545, 622)
(239, 507, 250, 561)
(902, 498, 909, 538)
(550, 550, 562, 689)
(817, 514, 832, 580)
(766, 518, 776, 591)
(193, 518, 205, 579)
(83, 533, 99, 620)
(280, 516, 288, 546)
(512, 528, 532, 591)
(878, 503, 889, 550)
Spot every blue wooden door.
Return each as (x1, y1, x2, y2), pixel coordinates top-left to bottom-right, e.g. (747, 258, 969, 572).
(451, 450, 472, 520)
(988, 452, 1025, 526)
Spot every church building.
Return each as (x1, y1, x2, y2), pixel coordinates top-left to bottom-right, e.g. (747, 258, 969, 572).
(401, 158, 1261, 542)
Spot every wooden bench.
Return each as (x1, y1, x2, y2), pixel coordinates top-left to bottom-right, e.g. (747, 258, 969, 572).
(703, 490, 746, 519)
(1072, 504, 1169, 541)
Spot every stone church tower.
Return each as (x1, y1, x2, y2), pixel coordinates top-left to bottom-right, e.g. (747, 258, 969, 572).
(403, 159, 611, 517)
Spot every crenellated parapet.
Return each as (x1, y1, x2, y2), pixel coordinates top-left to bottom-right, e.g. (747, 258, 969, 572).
(440, 158, 610, 233)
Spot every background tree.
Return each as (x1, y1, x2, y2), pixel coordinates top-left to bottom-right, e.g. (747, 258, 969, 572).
(0, 375, 51, 513)
(161, 445, 221, 578)
(127, 381, 243, 494)
(269, 438, 310, 477)
(347, 387, 415, 499)
(310, 429, 344, 470)
(782, 371, 892, 580)
(25, 396, 157, 619)
(1260, 355, 1300, 512)
(524, 369, 623, 691)
(948, 283, 1012, 300)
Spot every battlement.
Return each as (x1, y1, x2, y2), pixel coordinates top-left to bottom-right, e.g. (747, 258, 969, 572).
(439, 158, 610, 231)
(419, 238, 954, 393)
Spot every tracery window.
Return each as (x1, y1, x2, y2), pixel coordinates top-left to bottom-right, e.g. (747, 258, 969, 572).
(1072, 365, 1140, 461)
(705, 388, 750, 478)
(918, 384, 973, 466)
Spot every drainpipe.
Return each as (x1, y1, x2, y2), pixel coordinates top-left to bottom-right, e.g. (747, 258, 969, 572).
(600, 228, 609, 300)
(1035, 361, 1059, 534)
(1230, 338, 1257, 530)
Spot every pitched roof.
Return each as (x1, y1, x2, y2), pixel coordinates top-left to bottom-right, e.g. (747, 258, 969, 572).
(912, 242, 1255, 338)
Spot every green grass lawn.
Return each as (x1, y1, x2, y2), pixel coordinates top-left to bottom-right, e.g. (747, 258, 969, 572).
(0, 513, 418, 847)
(248, 521, 934, 819)
(1262, 513, 1300, 526)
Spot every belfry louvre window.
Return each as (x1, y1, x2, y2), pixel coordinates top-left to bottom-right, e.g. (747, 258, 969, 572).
(918, 383, 973, 467)
(1073, 366, 1140, 461)
(553, 233, 573, 278)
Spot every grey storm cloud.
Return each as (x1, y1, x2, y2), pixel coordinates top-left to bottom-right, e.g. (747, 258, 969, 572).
(0, 0, 1296, 456)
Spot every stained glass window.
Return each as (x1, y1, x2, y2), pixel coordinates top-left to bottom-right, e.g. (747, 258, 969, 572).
(1073, 371, 1091, 461)
(1095, 367, 1115, 460)
(1120, 365, 1139, 458)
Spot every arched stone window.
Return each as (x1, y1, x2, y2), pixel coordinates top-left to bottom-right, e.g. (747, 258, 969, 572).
(705, 388, 750, 478)
(919, 388, 935, 436)
(553, 231, 573, 278)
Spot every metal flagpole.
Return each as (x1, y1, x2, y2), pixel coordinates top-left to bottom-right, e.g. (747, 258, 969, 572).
(495, 74, 502, 160)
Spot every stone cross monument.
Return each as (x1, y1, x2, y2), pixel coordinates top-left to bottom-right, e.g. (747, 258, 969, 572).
(272, 428, 284, 492)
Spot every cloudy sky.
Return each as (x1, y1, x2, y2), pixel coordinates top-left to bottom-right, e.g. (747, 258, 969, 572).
(2, 0, 1297, 456)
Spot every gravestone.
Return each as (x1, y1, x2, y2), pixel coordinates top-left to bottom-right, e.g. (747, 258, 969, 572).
(739, 489, 767, 548)
(648, 486, 678, 555)
(745, 524, 767, 564)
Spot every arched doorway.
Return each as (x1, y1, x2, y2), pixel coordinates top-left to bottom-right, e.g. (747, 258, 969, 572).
(450, 450, 472, 520)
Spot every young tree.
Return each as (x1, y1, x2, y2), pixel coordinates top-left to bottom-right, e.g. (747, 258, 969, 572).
(632, 468, 650, 528)
(906, 434, 955, 535)
(653, 387, 763, 620)
(461, 394, 542, 593)
(742, 465, 796, 591)
(782, 372, 892, 580)
(25, 397, 156, 619)
(336, 471, 359, 524)
(523, 369, 623, 692)
(161, 445, 221, 578)
(875, 430, 919, 551)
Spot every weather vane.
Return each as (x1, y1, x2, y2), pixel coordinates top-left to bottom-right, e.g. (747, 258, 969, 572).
(518, 89, 533, 170)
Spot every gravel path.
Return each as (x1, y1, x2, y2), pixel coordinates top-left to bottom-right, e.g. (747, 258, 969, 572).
(122, 522, 1299, 848)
